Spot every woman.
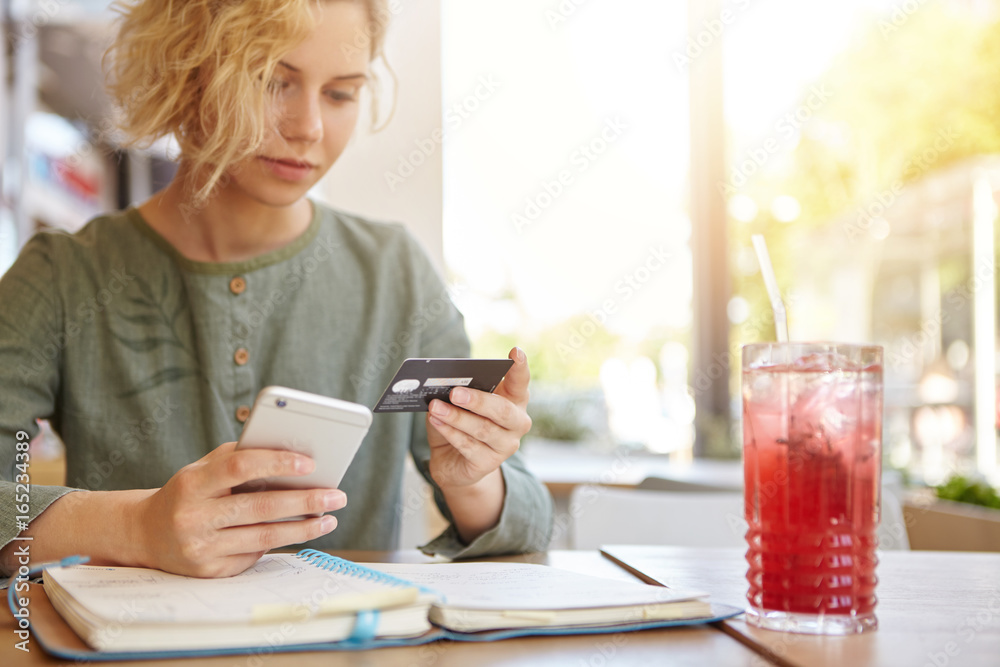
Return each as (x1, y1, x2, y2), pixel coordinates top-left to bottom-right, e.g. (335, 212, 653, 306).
(0, 0, 553, 578)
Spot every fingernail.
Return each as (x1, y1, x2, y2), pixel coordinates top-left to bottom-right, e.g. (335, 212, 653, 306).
(516, 347, 525, 362)
(431, 400, 449, 416)
(324, 491, 345, 509)
(452, 387, 469, 404)
(295, 456, 313, 474)
(320, 515, 336, 532)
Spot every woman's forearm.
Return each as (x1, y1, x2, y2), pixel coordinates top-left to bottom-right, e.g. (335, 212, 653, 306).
(0, 488, 154, 575)
(439, 468, 506, 545)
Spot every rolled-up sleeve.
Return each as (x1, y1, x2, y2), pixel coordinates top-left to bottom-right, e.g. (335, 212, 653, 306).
(398, 233, 554, 559)
(0, 234, 78, 557)
(419, 453, 554, 559)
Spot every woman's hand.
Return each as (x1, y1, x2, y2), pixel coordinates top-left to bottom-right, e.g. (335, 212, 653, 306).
(426, 347, 532, 543)
(132, 442, 346, 577)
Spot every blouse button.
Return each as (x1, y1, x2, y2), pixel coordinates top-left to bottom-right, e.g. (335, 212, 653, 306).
(229, 276, 247, 295)
(236, 405, 251, 423)
(234, 348, 249, 366)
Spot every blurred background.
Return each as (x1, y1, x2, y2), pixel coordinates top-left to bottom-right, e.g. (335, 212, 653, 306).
(2, 0, 1000, 500)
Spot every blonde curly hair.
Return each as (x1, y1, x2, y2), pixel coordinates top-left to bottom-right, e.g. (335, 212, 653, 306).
(104, 0, 392, 204)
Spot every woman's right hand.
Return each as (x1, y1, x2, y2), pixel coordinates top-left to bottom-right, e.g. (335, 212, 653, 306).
(133, 441, 346, 577)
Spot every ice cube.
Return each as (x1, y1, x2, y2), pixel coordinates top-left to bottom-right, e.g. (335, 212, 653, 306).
(789, 374, 860, 455)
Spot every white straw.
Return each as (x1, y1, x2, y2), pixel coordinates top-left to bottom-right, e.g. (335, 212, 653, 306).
(751, 234, 788, 342)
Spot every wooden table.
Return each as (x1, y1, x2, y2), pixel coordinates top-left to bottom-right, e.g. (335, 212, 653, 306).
(1, 549, 770, 666)
(602, 545, 1000, 667)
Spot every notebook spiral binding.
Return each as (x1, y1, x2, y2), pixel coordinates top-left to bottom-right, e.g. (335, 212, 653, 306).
(295, 549, 438, 596)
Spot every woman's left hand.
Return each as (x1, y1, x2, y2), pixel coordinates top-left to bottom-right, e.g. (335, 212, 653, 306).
(426, 347, 531, 493)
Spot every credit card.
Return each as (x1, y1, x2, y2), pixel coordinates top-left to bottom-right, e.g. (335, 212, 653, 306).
(373, 358, 514, 413)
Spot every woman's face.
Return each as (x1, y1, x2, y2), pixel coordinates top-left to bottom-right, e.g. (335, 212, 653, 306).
(225, 1, 371, 207)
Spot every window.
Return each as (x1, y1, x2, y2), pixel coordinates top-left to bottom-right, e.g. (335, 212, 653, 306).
(442, 0, 696, 456)
(442, 0, 1000, 487)
(722, 0, 1000, 483)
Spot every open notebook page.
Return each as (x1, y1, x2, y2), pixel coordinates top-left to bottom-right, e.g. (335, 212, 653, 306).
(44, 554, 415, 624)
(364, 562, 707, 610)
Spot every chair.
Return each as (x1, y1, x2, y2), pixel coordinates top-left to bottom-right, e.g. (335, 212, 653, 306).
(569, 486, 746, 550)
(569, 484, 910, 550)
(640, 474, 910, 550)
(879, 487, 911, 550)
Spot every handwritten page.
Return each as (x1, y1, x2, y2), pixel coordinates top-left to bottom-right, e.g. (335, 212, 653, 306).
(45, 554, 403, 623)
(364, 562, 706, 610)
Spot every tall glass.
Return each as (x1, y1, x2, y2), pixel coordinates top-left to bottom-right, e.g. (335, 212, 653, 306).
(742, 343, 883, 635)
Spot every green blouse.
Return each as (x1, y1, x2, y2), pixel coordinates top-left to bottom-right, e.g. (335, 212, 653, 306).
(0, 200, 553, 561)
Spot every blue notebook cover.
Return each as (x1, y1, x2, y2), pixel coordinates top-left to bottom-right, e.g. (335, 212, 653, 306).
(9, 552, 743, 661)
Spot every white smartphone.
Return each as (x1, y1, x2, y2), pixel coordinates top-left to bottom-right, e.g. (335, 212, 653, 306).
(233, 386, 373, 496)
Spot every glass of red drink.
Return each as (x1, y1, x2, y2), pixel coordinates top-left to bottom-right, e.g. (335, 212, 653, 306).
(742, 343, 883, 635)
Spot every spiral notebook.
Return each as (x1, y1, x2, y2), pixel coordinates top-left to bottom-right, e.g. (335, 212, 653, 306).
(17, 550, 743, 661)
